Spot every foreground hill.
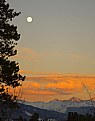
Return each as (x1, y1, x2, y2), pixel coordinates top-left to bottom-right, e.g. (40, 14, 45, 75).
(11, 103, 67, 121)
(10, 97, 95, 121)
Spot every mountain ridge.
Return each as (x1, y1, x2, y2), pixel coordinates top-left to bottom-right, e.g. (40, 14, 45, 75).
(68, 97, 82, 102)
(21, 96, 95, 114)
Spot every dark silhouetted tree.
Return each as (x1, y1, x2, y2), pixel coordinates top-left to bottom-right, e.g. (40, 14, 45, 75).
(0, 0, 25, 120)
(18, 115, 23, 121)
(67, 112, 95, 121)
(29, 113, 39, 121)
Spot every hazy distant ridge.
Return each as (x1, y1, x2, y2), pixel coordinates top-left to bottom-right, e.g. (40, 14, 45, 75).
(22, 97, 95, 113)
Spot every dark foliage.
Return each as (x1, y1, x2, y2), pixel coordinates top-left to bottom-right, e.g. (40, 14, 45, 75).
(0, 0, 25, 120)
(67, 112, 95, 121)
(29, 113, 39, 121)
(0, 0, 21, 58)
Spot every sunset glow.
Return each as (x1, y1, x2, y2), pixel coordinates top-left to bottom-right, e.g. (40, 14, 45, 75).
(9, 0, 95, 102)
(12, 72, 95, 102)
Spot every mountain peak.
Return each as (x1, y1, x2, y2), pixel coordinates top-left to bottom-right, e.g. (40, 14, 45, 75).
(68, 97, 81, 102)
(50, 99, 62, 102)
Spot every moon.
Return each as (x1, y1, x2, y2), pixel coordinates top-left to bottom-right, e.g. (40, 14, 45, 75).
(27, 17, 33, 23)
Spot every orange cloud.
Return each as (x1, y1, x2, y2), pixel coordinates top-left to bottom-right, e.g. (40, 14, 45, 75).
(23, 81, 41, 89)
(8, 73, 95, 102)
(19, 70, 33, 75)
(46, 81, 81, 90)
(25, 74, 95, 92)
(23, 89, 57, 95)
(11, 46, 40, 61)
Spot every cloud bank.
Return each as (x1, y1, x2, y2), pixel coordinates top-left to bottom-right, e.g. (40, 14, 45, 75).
(17, 72, 95, 102)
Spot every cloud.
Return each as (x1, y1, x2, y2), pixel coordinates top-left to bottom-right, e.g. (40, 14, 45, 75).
(25, 74, 95, 91)
(23, 81, 41, 89)
(9, 73, 95, 101)
(11, 46, 40, 61)
(23, 89, 57, 95)
(19, 70, 33, 75)
(12, 46, 64, 62)
(45, 81, 82, 91)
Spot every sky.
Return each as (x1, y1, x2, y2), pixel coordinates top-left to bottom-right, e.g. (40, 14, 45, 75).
(8, 0, 95, 101)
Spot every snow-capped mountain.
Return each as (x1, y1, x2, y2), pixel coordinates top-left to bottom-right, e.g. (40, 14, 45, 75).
(23, 97, 95, 113)
(68, 97, 82, 102)
(15, 97, 95, 121)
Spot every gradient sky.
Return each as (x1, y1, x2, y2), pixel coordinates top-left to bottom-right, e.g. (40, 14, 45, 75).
(8, 0, 95, 101)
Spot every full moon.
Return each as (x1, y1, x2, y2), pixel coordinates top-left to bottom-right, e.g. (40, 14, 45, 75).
(27, 17, 33, 23)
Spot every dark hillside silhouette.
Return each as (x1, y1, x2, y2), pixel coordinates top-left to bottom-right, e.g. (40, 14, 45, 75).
(67, 112, 95, 121)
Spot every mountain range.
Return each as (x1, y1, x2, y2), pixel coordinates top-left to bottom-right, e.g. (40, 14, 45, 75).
(22, 97, 95, 113)
(17, 97, 95, 121)
(12, 103, 66, 121)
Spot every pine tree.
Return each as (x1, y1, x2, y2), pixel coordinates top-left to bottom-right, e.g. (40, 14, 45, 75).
(29, 113, 39, 121)
(0, 0, 25, 120)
